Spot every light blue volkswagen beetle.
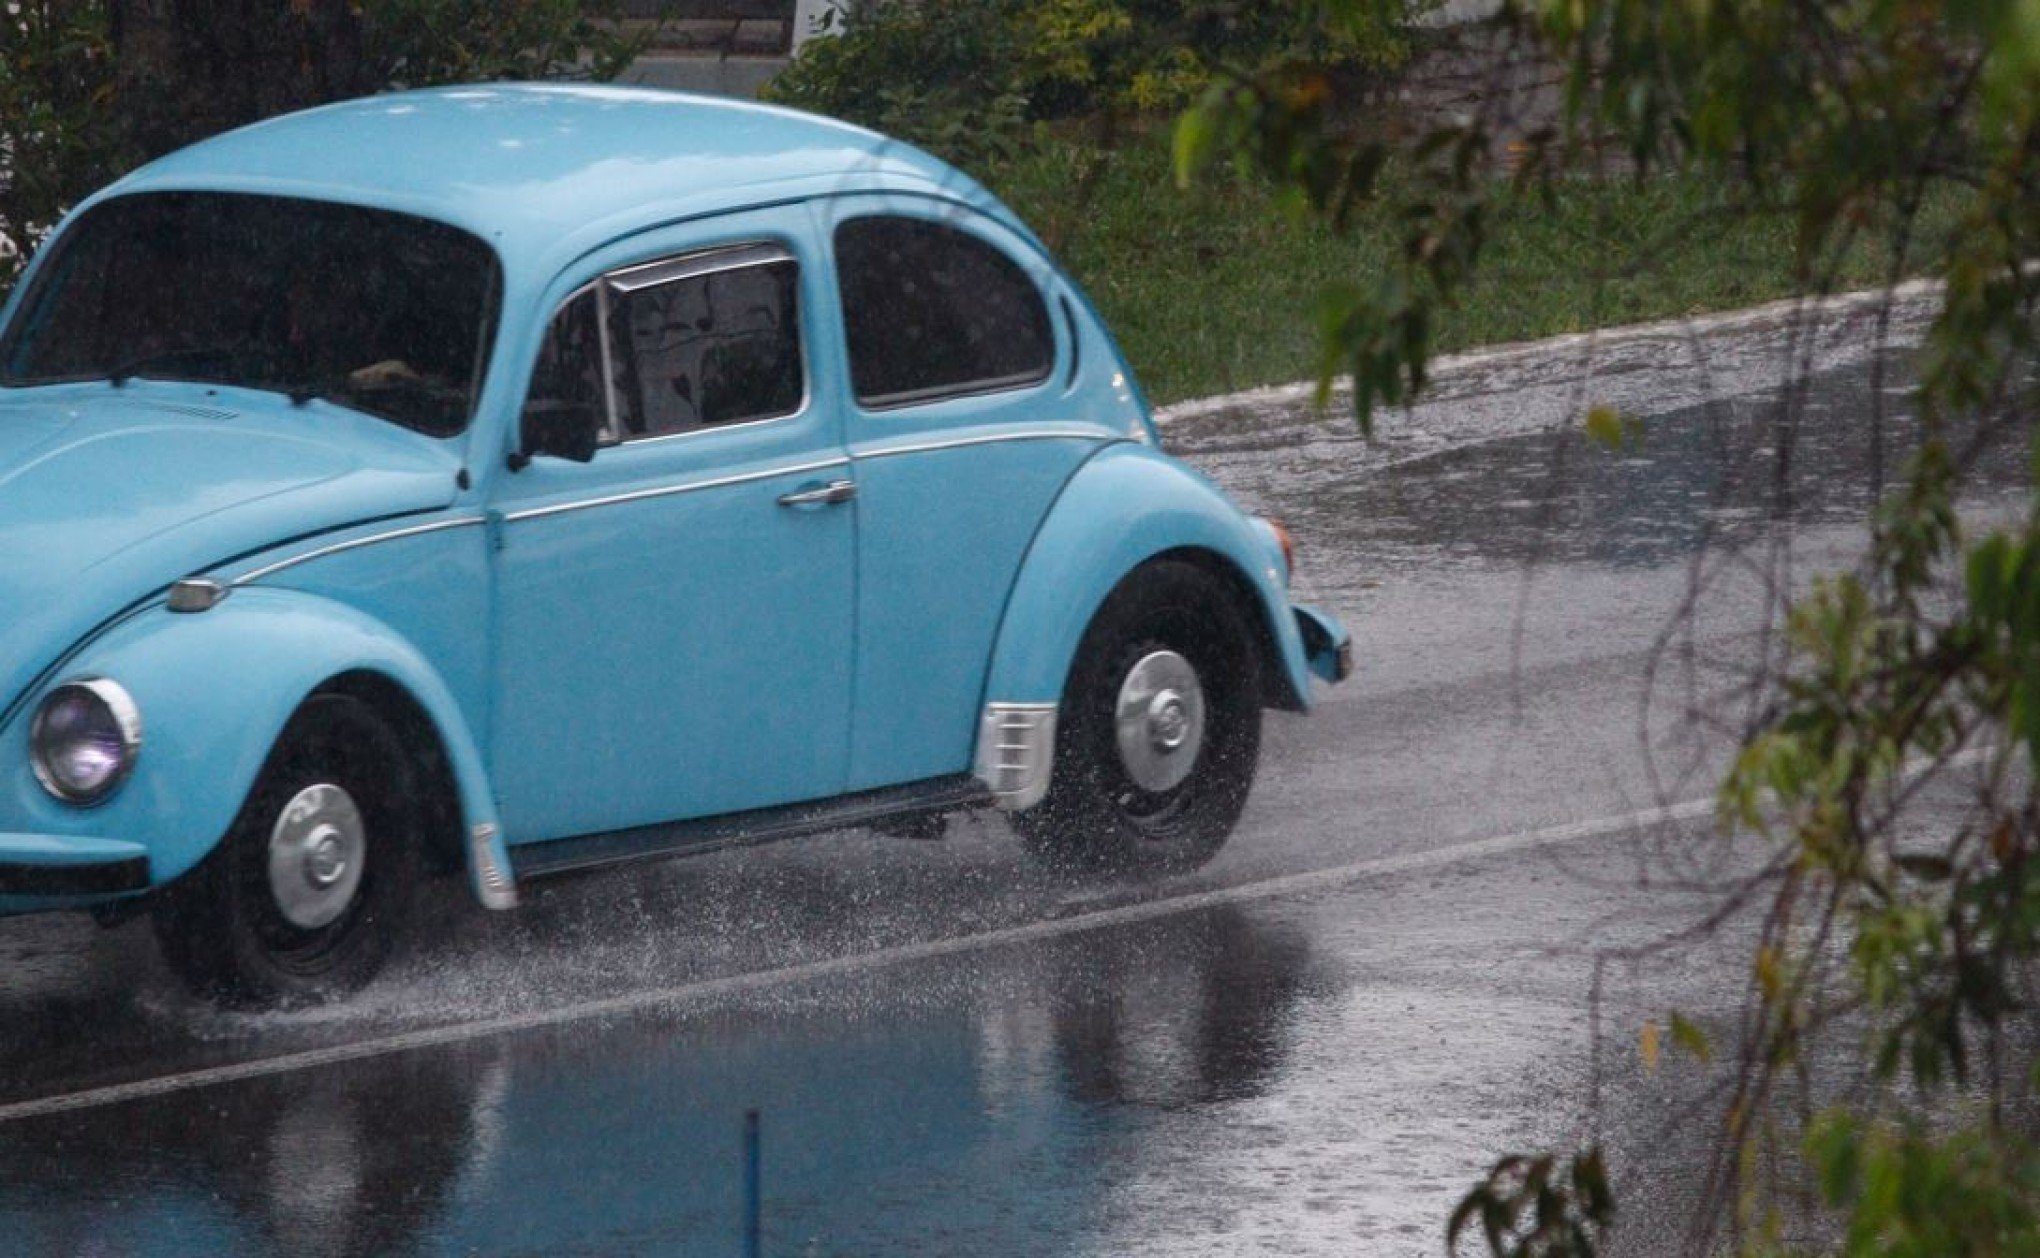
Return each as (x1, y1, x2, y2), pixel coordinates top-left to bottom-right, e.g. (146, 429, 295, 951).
(0, 85, 1351, 1006)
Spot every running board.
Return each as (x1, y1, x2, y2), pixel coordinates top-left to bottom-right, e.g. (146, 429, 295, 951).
(512, 774, 994, 882)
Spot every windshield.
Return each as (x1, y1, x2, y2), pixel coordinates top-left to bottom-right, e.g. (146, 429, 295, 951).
(0, 192, 500, 437)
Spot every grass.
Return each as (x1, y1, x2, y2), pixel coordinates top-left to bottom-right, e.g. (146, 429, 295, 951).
(983, 130, 1946, 407)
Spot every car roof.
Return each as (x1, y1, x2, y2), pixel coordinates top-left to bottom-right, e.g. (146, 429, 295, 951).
(103, 84, 1009, 277)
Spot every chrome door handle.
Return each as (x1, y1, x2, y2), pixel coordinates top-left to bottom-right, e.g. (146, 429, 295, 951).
(777, 478, 858, 507)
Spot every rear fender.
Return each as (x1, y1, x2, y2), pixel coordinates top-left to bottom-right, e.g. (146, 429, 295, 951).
(983, 444, 1315, 713)
(0, 588, 511, 904)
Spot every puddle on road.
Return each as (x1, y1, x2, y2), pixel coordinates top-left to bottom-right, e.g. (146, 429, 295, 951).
(0, 868, 1659, 1258)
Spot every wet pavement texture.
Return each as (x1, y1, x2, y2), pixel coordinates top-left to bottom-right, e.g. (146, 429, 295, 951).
(1, 298, 2030, 1256)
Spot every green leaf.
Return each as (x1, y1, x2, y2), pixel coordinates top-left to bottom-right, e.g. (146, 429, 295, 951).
(1967, 533, 2015, 622)
(1668, 1013, 1712, 1064)
(1805, 1111, 1862, 1207)
(1171, 94, 1221, 189)
(1583, 404, 1625, 448)
(1572, 1147, 1613, 1222)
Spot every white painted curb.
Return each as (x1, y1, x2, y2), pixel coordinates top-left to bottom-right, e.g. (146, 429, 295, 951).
(1154, 278, 1943, 426)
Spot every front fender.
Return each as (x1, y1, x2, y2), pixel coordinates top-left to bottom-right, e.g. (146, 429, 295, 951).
(983, 444, 1316, 713)
(0, 588, 504, 897)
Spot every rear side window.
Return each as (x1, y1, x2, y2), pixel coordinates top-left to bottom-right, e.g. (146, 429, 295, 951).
(834, 216, 1054, 409)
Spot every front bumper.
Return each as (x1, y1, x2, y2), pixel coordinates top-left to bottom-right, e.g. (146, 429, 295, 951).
(1293, 604, 1353, 685)
(0, 833, 151, 898)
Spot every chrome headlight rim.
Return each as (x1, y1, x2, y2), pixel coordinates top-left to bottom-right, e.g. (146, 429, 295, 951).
(30, 678, 143, 806)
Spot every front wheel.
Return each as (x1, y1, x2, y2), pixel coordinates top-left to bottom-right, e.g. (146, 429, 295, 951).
(153, 695, 420, 1008)
(1015, 560, 1263, 875)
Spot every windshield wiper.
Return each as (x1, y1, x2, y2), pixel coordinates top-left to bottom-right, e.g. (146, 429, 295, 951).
(105, 348, 193, 387)
(95, 354, 444, 434)
(279, 376, 336, 407)
(104, 345, 244, 388)
(100, 346, 329, 408)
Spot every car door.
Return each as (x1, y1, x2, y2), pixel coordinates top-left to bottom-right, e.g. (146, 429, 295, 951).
(489, 212, 855, 845)
(816, 198, 1116, 793)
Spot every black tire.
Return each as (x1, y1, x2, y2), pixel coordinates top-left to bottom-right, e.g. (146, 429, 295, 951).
(1015, 559, 1263, 875)
(152, 695, 420, 1008)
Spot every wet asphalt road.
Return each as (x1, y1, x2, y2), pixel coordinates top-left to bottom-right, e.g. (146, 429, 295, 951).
(0, 295, 2027, 1256)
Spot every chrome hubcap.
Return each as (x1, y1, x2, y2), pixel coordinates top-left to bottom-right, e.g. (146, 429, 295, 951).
(1114, 650, 1206, 793)
(267, 784, 366, 930)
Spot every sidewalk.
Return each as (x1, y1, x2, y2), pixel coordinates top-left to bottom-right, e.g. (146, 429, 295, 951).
(608, 11, 792, 98)
(620, 52, 787, 98)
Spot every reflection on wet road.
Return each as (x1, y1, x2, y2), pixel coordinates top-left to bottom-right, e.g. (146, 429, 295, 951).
(5, 838, 1751, 1257)
(7, 907, 1328, 1255)
(2, 305, 2027, 1255)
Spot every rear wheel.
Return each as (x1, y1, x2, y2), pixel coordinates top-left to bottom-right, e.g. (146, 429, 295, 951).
(153, 695, 420, 1008)
(1016, 560, 1262, 875)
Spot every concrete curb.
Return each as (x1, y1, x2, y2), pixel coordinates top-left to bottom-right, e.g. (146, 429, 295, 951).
(1154, 278, 1944, 426)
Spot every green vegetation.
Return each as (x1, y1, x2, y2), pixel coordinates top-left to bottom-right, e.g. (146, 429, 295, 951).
(984, 133, 1945, 406)
(0, 1, 641, 291)
(763, 0, 1416, 171)
(10, 0, 1897, 412)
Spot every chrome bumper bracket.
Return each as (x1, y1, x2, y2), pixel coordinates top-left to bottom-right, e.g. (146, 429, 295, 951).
(468, 823, 519, 910)
(973, 702, 1058, 811)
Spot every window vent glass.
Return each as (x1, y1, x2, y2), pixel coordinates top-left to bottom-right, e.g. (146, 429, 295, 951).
(521, 288, 605, 446)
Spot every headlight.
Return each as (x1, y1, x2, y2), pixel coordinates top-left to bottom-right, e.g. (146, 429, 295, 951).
(31, 679, 142, 805)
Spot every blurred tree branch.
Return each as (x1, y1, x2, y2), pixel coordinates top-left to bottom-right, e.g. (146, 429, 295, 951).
(1177, 2, 2040, 1254)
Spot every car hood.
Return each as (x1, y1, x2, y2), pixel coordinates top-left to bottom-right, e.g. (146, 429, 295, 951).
(0, 387, 461, 716)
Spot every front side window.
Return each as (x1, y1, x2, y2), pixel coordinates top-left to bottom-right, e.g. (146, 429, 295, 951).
(834, 215, 1054, 409)
(521, 245, 803, 450)
(0, 192, 501, 437)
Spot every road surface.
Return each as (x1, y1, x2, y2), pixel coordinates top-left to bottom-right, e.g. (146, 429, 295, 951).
(0, 293, 2011, 1255)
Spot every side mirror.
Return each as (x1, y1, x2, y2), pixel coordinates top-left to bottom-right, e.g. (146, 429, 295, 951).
(516, 401, 601, 466)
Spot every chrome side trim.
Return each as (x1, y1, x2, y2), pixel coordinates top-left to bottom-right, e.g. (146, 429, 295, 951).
(231, 517, 488, 587)
(973, 702, 1058, 811)
(603, 395, 811, 451)
(595, 273, 623, 446)
(607, 242, 795, 294)
(853, 428, 1113, 462)
(469, 823, 518, 911)
(502, 457, 850, 523)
